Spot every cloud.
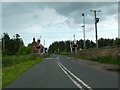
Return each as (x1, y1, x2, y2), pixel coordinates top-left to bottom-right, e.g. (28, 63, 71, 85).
(32, 7, 67, 27)
(2, 2, 118, 47)
(0, 2, 2, 35)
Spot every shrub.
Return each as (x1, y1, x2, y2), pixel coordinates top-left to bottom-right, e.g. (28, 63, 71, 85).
(17, 45, 32, 55)
(2, 54, 42, 68)
(115, 38, 120, 45)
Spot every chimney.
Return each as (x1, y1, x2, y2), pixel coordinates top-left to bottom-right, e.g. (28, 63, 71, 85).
(37, 39, 40, 44)
(33, 38, 35, 42)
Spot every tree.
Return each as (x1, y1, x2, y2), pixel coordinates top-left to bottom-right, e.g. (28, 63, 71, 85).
(2, 33, 23, 55)
(2, 33, 10, 50)
(17, 45, 32, 55)
(98, 38, 114, 48)
(48, 38, 117, 53)
(115, 38, 120, 45)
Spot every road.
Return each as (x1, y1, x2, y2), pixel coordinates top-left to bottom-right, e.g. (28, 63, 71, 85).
(4, 54, 119, 89)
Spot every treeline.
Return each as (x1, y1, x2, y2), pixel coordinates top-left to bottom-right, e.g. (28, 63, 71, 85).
(1, 33, 32, 56)
(48, 38, 120, 53)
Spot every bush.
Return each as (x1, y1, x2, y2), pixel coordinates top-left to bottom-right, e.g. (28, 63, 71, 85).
(2, 54, 43, 68)
(115, 38, 120, 45)
(17, 45, 32, 55)
(89, 56, 119, 65)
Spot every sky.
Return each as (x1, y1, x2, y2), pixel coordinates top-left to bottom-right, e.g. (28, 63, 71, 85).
(1, 1, 119, 47)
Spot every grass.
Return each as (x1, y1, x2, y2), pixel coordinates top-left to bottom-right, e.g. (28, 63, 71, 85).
(72, 56, 120, 65)
(87, 56, 120, 65)
(0, 68, 2, 88)
(2, 54, 41, 67)
(2, 54, 44, 88)
(0, 50, 2, 88)
(54, 51, 120, 65)
(106, 68, 120, 72)
(72, 46, 120, 65)
(54, 52, 71, 56)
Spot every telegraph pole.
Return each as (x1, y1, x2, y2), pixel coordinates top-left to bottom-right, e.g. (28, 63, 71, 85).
(70, 39, 72, 53)
(40, 36, 41, 43)
(73, 34, 77, 55)
(73, 34, 75, 44)
(90, 10, 101, 48)
(43, 40, 45, 53)
(82, 13, 86, 49)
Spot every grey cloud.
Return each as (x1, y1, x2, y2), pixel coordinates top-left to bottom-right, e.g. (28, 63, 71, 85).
(33, 14, 39, 19)
(43, 2, 117, 24)
(55, 2, 117, 15)
(3, 2, 117, 18)
(2, 2, 118, 31)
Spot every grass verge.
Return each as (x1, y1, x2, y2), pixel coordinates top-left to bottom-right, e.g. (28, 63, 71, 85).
(2, 54, 44, 88)
(72, 56, 120, 65)
(54, 52, 71, 56)
(87, 56, 120, 65)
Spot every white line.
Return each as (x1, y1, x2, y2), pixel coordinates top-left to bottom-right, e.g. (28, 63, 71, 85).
(45, 58, 56, 59)
(58, 61, 93, 90)
(68, 57, 70, 59)
(57, 62, 84, 89)
(57, 55, 59, 60)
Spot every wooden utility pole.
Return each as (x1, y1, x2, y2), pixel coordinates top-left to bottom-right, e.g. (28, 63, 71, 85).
(90, 10, 101, 48)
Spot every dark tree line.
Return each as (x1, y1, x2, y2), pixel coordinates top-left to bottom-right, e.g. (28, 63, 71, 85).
(1, 33, 24, 56)
(48, 38, 120, 53)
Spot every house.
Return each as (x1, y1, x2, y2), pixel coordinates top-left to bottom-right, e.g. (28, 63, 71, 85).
(29, 38, 44, 53)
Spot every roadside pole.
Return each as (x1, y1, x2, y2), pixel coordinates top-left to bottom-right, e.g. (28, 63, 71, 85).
(82, 13, 86, 49)
(73, 34, 77, 56)
(90, 10, 101, 48)
(70, 39, 72, 53)
(43, 40, 45, 53)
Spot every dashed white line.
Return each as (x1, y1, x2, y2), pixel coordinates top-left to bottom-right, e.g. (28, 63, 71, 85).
(57, 55, 59, 60)
(68, 57, 70, 59)
(45, 58, 56, 59)
(57, 61, 93, 90)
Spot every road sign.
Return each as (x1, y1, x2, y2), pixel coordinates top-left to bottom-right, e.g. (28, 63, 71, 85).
(72, 44, 78, 48)
(45, 48, 47, 50)
(36, 45, 40, 49)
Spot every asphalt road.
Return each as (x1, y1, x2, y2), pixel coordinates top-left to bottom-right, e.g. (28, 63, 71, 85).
(5, 54, 119, 89)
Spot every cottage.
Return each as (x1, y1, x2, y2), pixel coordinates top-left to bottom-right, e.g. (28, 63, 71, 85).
(29, 38, 44, 53)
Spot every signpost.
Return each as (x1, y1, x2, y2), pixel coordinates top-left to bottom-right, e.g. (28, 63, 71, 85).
(72, 44, 78, 48)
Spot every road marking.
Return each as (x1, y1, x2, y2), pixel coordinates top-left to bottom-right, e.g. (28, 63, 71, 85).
(57, 61, 93, 90)
(57, 62, 83, 89)
(57, 55, 59, 60)
(45, 58, 56, 59)
(68, 57, 70, 59)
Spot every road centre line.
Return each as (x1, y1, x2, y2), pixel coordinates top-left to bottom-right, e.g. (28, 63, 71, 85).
(57, 62, 83, 89)
(68, 57, 70, 59)
(45, 58, 56, 59)
(57, 61, 93, 90)
(57, 55, 59, 60)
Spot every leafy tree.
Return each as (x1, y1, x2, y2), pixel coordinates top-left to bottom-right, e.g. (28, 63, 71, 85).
(17, 45, 26, 55)
(25, 46, 32, 54)
(17, 45, 32, 55)
(115, 38, 120, 45)
(2, 33, 23, 55)
(98, 38, 114, 48)
(48, 38, 118, 53)
(2, 33, 10, 50)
